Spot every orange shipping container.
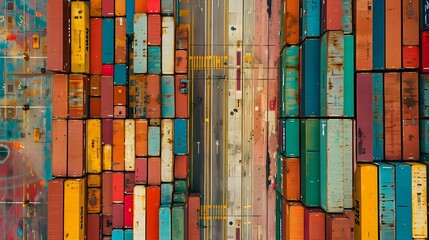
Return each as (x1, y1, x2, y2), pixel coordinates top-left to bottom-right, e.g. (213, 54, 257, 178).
(69, 74, 89, 119)
(385, 0, 402, 69)
(403, 46, 420, 69)
(112, 172, 125, 203)
(114, 86, 128, 105)
(175, 50, 188, 73)
(115, 0, 126, 16)
(148, 157, 161, 185)
(113, 120, 125, 171)
(102, 172, 113, 215)
(285, 202, 304, 239)
(91, 18, 103, 74)
(115, 17, 127, 63)
(135, 74, 148, 118)
(326, 213, 354, 240)
(146, 75, 161, 118)
(67, 120, 86, 177)
(384, 73, 402, 160)
(148, 14, 162, 46)
(355, 0, 373, 70)
(176, 27, 189, 50)
(52, 74, 68, 119)
(135, 0, 147, 12)
(285, 0, 299, 45)
(90, 75, 102, 96)
(283, 157, 300, 201)
(90, 0, 102, 16)
(52, 119, 67, 177)
(88, 188, 101, 213)
(402, 0, 419, 45)
(304, 208, 325, 240)
(90, 97, 102, 118)
(146, 186, 161, 240)
(175, 75, 189, 118)
(88, 174, 102, 187)
(136, 119, 149, 156)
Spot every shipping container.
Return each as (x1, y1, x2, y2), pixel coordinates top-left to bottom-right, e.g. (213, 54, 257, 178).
(64, 178, 86, 240)
(175, 75, 189, 118)
(113, 120, 125, 171)
(90, 0, 102, 16)
(285, 202, 304, 239)
(115, 17, 127, 63)
(284, 0, 299, 45)
(402, 0, 419, 45)
(355, 0, 373, 70)
(113, 204, 124, 228)
(161, 183, 174, 204)
(113, 172, 125, 203)
(147, 186, 161, 239)
(174, 180, 188, 194)
(174, 119, 188, 155)
(126, 0, 135, 34)
(87, 214, 101, 240)
(71, 1, 90, 73)
(87, 119, 102, 173)
(52, 119, 67, 177)
(162, 17, 175, 74)
(102, 215, 113, 235)
(175, 50, 188, 73)
(385, 0, 402, 69)
(161, 0, 174, 15)
(325, 213, 354, 240)
(384, 73, 402, 160)
(124, 229, 133, 240)
(115, 0, 126, 16)
(354, 164, 378, 239)
(134, 185, 146, 239)
(276, 152, 283, 193)
(102, 119, 113, 146)
(124, 195, 134, 228)
(402, 72, 419, 160)
(88, 188, 101, 213)
(407, 162, 428, 238)
(114, 106, 127, 118)
(47, 0, 70, 72)
(148, 157, 162, 185)
(148, 46, 162, 74)
(124, 119, 135, 171)
(88, 174, 102, 187)
(301, 119, 320, 207)
(173, 192, 187, 203)
(321, 0, 342, 32)
(344, 35, 354, 117)
(356, 73, 373, 162)
(373, 73, 384, 160)
(300, 0, 320, 40)
(135, 0, 147, 12)
(320, 119, 353, 212)
(101, 76, 114, 118)
(342, 0, 352, 33)
(147, 75, 162, 118)
(172, 203, 186, 240)
(134, 13, 148, 73)
(112, 229, 124, 240)
(102, 64, 115, 76)
(276, 192, 282, 240)
(102, 0, 114, 16)
(174, 155, 188, 179)
(304, 208, 324, 240)
(283, 158, 300, 201)
(176, 27, 189, 50)
(90, 18, 102, 74)
(403, 46, 420, 68)
(135, 157, 148, 184)
(422, 32, 429, 73)
(135, 119, 148, 156)
(69, 74, 89, 119)
(114, 86, 127, 106)
(159, 205, 172, 240)
(280, 118, 300, 157)
(161, 119, 174, 182)
(147, 0, 161, 13)
(102, 172, 113, 215)
(373, 163, 395, 239)
(48, 179, 65, 240)
(103, 145, 113, 171)
(124, 172, 135, 194)
(282, 46, 299, 117)
(90, 75, 102, 97)
(52, 74, 69, 118)
(300, 39, 320, 117)
(148, 125, 161, 156)
(161, 75, 175, 118)
(114, 64, 128, 85)
(68, 120, 86, 177)
(148, 14, 162, 45)
(132, 74, 147, 118)
(187, 194, 200, 239)
(372, 0, 385, 70)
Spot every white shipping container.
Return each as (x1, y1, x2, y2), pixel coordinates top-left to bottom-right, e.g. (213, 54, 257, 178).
(125, 119, 136, 171)
(162, 16, 175, 74)
(161, 119, 174, 182)
(343, 119, 353, 208)
(134, 185, 146, 239)
(134, 13, 148, 73)
(407, 162, 428, 238)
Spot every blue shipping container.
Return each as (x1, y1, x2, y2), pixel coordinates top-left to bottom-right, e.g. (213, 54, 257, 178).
(301, 38, 320, 117)
(161, 0, 174, 15)
(159, 205, 172, 240)
(124, 229, 133, 240)
(374, 162, 396, 240)
(102, 18, 115, 64)
(161, 75, 175, 118)
(373, 0, 385, 70)
(301, 0, 320, 39)
(420, 74, 429, 117)
(161, 183, 174, 205)
(126, 0, 135, 34)
(174, 119, 188, 155)
(148, 126, 161, 156)
(148, 46, 162, 74)
(283, 118, 300, 157)
(112, 229, 124, 240)
(114, 64, 127, 85)
(421, 119, 429, 154)
(373, 73, 384, 160)
(284, 46, 299, 117)
(172, 203, 186, 240)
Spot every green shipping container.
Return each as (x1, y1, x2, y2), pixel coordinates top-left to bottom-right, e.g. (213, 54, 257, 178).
(301, 119, 320, 207)
(174, 180, 188, 194)
(344, 35, 354, 117)
(172, 203, 186, 240)
(283, 119, 300, 157)
(276, 152, 283, 193)
(173, 192, 187, 203)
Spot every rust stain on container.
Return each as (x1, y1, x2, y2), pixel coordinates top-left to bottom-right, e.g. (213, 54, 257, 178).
(355, 0, 372, 70)
(146, 74, 161, 118)
(136, 119, 149, 156)
(114, 86, 128, 106)
(148, 157, 161, 185)
(88, 174, 102, 187)
(101, 76, 114, 118)
(69, 74, 89, 119)
(134, 74, 148, 118)
(402, 0, 419, 45)
(283, 157, 300, 201)
(326, 213, 354, 239)
(115, 17, 127, 63)
(402, 72, 419, 160)
(67, 119, 86, 177)
(176, 27, 189, 50)
(175, 50, 188, 74)
(90, 97, 102, 118)
(88, 188, 101, 213)
(102, 214, 113, 235)
(403, 46, 420, 69)
(52, 74, 68, 119)
(125, 172, 135, 194)
(90, 75, 102, 96)
(113, 120, 125, 171)
(384, 73, 402, 160)
(114, 105, 127, 118)
(386, 0, 402, 69)
(175, 75, 189, 118)
(90, 0, 102, 16)
(285, 0, 299, 45)
(91, 18, 103, 74)
(148, 14, 162, 46)
(135, 157, 148, 184)
(102, 172, 113, 215)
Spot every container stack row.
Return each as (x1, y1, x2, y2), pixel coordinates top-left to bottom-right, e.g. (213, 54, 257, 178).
(276, 0, 429, 239)
(46, 0, 200, 239)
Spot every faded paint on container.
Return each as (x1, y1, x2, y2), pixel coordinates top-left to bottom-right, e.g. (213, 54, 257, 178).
(101, 76, 114, 118)
(52, 119, 67, 177)
(283, 158, 300, 201)
(373, 73, 384, 160)
(407, 162, 428, 238)
(69, 74, 88, 119)
(132, 74, 147, 118)
(402, 0, 419, 45)
(91, 18, 102, 74)
(87, 214, 101, 240)
(48, 179, 65, 240)
(125, 172, 135, 194)
(321, 0, 342, 32)
(162, 75, 175, 118)
(102, 172, 113, 215)
(115, 17, 127, 63)
(161, 0, 174, 15)
(135, 157, 148, 184)
(304, 208, 325, 240)
(124, 119, 136, 171)
(174, 155, 188, 179)
(161, 183, 174, 204)
(87, 119, 102, 173)
(124, 195, 134, 228)
(147, 75, 161, 118)
(147, 186, 161, 240)
(113, 120, 125, 171)
(148, 126, 161, 156)
(343, 35, 354, 117)
(112, 172, 125, 203)
(325, 213, 354, 240)
(134, 185, 146, 239)
(301, 39, 320, 117)
(90, 0, 101, 16)
(384, 73, 402, 160)
(148, 157, 161, 185)
(64, 178, 86, 240)
(175, 50, 188, 73)
(374, 163, 395, 239)
(134, 13, 148, 73)
(188, 194, 200, 239)
(148, 14, 162, 45)
(159, 205, 172, 240)
(372, 0, 385, 70)
(162, 17, 175, 74)
(422, 32, 429, 73)
(301, 119, 320, 207)
(403, 46, 420, 69)
(68, 120, 86, 177)
(283, 46, 299, 117)
(355, 0, 372, 70)
(285, 0, 299, 45)
(342, 0, 352, 33)
(102, 0, 114, 16)
(102, 18, 115, 64)
(172, 203, 186, 240)
(402, 72, 419, 160)
(136, 119, 148, 156)
(90, 75, 101, 97)
(174, 119, 188, 155)
(354, 164, 378, 240)
(47, 0, 70, 72)
(71, 1, 90, 73)
(126, 0, 135, 34)
(88, 188, 101, 213)
(175, 75, 189, 118)
(176, 27, 189, 50)
(357, 73, 373, 162)
(148, 46, 162, 74)
(285, 202, 304, 239)
(385, 0, 402, 69)
(162, 119, 174, 182)
(300, 0, 320, 40)
(52, 74, 69, 118)
(113, 204, 124, 228)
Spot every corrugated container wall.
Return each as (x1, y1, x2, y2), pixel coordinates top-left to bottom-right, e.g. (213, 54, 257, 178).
(47, 0, 70, 72)
(134, 186, 146, 239)
(161, 120, 174, 182)
(162, 17, 175, 74)
(64, 178, 86, 240)
(134, 13, 148, 73)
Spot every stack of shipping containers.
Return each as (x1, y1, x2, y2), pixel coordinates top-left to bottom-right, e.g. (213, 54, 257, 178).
(46, 0, 200, 239)
(277, 0, 429, 239)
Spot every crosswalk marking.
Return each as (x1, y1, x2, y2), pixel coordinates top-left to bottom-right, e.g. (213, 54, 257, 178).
(189, 55, 228, 70)
(200, 204, 227, 220)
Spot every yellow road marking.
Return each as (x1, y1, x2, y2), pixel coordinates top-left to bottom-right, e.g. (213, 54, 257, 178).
(179, 10, 190, 17)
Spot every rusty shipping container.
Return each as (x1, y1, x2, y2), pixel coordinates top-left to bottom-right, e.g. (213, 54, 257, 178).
(135, 157, 148, 184)
(67, 120, 85, 177)
(402, 72, 419, 160)
(114, 105, 127, 118)
(136, 119, 149, 156)
(148, 14, 162, 45)
(102, 172, 113, 215)
(355, 0, 372, 70)
(88, 188, 101, 213)
(325, 213, 354, 240)
(384, 73, 402, 160)
(283, 157, 300, 201)
(148, 157, 161, 185)
(176, 27, 189, 50)
(52, 74, 68, 119)
(125, 172, 135, 194)
(146, 75, 161, 118)
(134, 185, 147, 239)
(285, 202, 304, 239)
(284, 0, 299, 45)
(113, 172, 125, 203)
(113, 120, 125, 171)
(90, 0, 102, 16)
(47, 0, 70, 72)
(88, 174, 102, 187)
(87, 214, 101, 240)
(103, 145, 113, 171)
(175, 50, 188, 73)
(321, 0, 342, 32)
(147, 186, 161, 239)
(48, 179, 65, 240)
(385, 0, 402, 69)
(304, 208, 325, 240)
(69, 74, 89, 119)
(407, 162, 428, 238)
(90, 75, 101, 97)
(102, 215, 113, 236)
(90, 98, 101, 118)
(91, 18, 102, 74)
(115, 17, 127, 63)
(134, 74, 148, 118)
(356, 73, 373, 162)
(175, 75, 189, 118)
(174, 155, 188, 179)
(116, 0, 126, 16)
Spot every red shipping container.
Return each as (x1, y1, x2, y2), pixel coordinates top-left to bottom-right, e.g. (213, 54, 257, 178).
(69, 74, 89, 119)
(113, 120, 125, 171)
(114, 86, 127, 105)
(112, 204, 124, 228)
(48, 179, 64, 240)
(67, 120, 85, 177)
(47, 0, 70, 72)
(112, 172, 125, 203)
(101, 76, 114, 118)
(102, 64, 114, 76)
(174, 155, 188, 179)
(52, 120, 67, 177)
(136, 119, 148, 156)
(175, 75, 189, 118)
(114, 106, 127, 118)
(187, 194, 201, 240)
(102, 172, 113, 215)
(403, 46, 420, 69)
(304, 208, 325, 240)
(91, 18, 103, 74)
(90, 75, 102, 97)
(135, 0, 148, 13)
(115, 17, 127, 63)
(135, 157, 148, 184)
(386, 0, 402, 69)
(102, 0, 114, 16)
(321, 0, 342, 32)
(384, 73, 402, 160)
(102, 119, 113, 145)
(283, 158, 300, 201)
(146, 186, 160, 239)
(90, 97, 102, 118)
(102, 215, 113, 235)
(402, 0, 419, 45)
(148, 14, 162, 46)
(176, 27, 189, 50)
(147, 0, 161, 13)
(148, 157, 161, 185)
(422, 31, 429, 73)
(146, 75, 161, 118)
(125, 172, 135, 194)
(87, 214, 102, 240)
(326, 213, 354, 240)
(356, 73, 373, 162)
(52, 74, 68, 118)
(175, 50, 188, 73)
(124, 195, 134, 228)
(355, 0, 373, 70)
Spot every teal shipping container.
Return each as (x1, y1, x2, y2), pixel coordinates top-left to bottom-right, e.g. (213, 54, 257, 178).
(280, 118, 300, 157)
(276, 152, 283, 194)
(112, 229, 124, 240)
(102, 18, 115, 64)
(301, 119, 320, 207)
(174, 179, 188, 194)
(124, 229, 133, 240)
(374, 163, 395, 240)
(173, 192, 187, 203)
(148, 46, 162, 74)
(161, 0, 174, 15)
(134, 13, 148, 73)
(344, 35, 354, 117)
(114, 64, 127, 85)
(301, 38, 320, 117)
(342, 0, 352, 34)
(420, 74, 429, 117)
(161, 75, 175, 118)
(320, 119, 353, 213)
(280, 49, 287, 117)
(373, 73, 384, 160)
(161, 183, 174, 204)
(373, 0, 385, 69)
(126, 0, 135, 34)
(174, 119, 188, 155)
(390, 162, 412, 240)
(421, 119, 429, 154)
(172, 203, 186, 240)
(159, 205, 172, 240)
(284, 46, 299, 117)
(300, 0, 320, 40)
(148, 126, 161, 156)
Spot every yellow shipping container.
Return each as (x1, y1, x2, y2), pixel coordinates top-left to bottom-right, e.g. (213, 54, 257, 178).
(87, 119, 102, 173)
(407, 162, 428, 238)
(87, 174, 101, 187)
(354, 164, 378, 240)
(64, 178, 86, 240)
(285, 202, 304, 239)
(115, 0, 126, 16)
(71, 1, 90, 73)
(103, 144, 112, 170)
(87, 188, 101, 213)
